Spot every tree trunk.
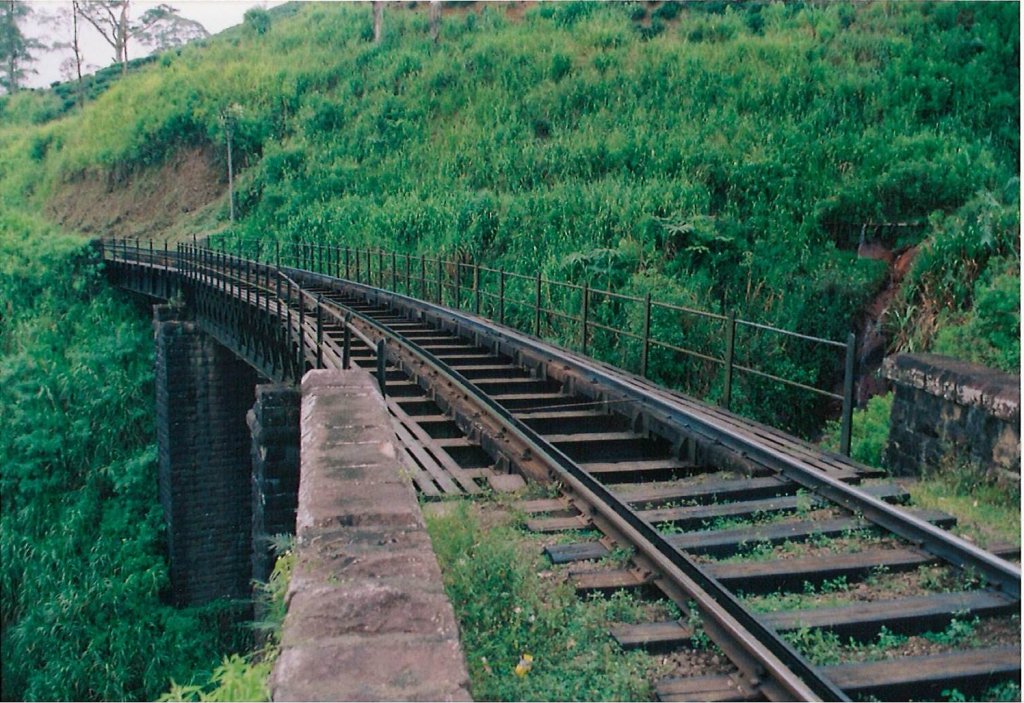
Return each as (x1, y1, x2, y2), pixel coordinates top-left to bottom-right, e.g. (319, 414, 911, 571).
(72, 1, 83, 107)
(5, 0, 17, 92)
(429, 0, 440, 44)
(372, 1, 383, 44)
(118, 1, 128, 73)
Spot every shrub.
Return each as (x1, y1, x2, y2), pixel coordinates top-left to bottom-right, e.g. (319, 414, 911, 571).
(933, 264, 1021, 373)
(244, 8, 272, 35)
(821, 393, 894, 469)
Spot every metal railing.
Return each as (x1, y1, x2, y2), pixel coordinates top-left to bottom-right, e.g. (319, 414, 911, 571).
(101, 237, 391, 396)
(199, 235, 857, 455)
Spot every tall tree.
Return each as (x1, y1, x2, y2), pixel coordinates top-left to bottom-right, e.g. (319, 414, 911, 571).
(48, 1, 90, 107)
(77, 1, 207, 75)
(0, 0, 42, 94)
(135, 4, 207, 52)
(76, 0, 128, 71)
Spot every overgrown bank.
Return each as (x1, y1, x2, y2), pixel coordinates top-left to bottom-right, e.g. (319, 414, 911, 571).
(2, 0, 1018, 438)
(0, 216, 246, 700)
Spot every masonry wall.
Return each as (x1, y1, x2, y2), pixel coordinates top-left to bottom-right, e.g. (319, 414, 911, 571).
(883, 353, 1021, 481)
(154, 305, 260, 606)
(249, 384, 301, 584)
(271, 370, 471, 702)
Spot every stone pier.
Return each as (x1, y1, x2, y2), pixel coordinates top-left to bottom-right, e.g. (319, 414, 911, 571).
(154, 304, 260, 606)
(249, 384, 302, 584)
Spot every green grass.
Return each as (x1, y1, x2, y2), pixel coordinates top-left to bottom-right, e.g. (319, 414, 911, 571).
(907, 457, 1021, 549)
(2, 0, 1019, 438)
(425, 500, 666, 701)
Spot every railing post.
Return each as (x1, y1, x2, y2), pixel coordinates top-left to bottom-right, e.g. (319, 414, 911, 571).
(318, 243, 324, 274)
(640, 293, 652, 378)
(391, 250, 397, 291)
(721, 311, 736, 410)
(316, 294, 324, 369)
(473, 262, 480, 315)
(378, 248, 384, 289)
(454, 259, 461, 309)
(345, 246, 351, 280)
(298, 288, 306, 373)
(581, 281, 589, 355)
(405, 253, 411, 295)
(286, 281, 294, 379)
(436, 258, 443, 304)
(420, 256, 426, 300)
(275, 240, 281, 269)
(499, 269, 506, 325)
(840, 332, 857, 457)
(343, 313, 352, 370)
(534, 271, 542, 336)
(376, 339, 387, 397)
(355, 247, 361, 282)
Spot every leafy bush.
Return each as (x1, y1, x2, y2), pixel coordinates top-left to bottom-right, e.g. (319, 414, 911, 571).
(821, 393, 894, 469)
(244, 8, 272, 35)
(160, 547, 294, 702)
(932, 263, 1020, 373)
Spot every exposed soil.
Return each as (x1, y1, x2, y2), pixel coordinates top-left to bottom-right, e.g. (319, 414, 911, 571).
(45, 146, 225, 241)
(855, 243, 919, 404)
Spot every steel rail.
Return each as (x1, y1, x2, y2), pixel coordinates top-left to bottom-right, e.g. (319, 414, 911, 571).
(286, 269, 847, 702)
(327, 274, 1020, 601)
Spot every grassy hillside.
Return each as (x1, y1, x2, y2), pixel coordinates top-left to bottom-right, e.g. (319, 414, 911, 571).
(2, 1, 1017, 433)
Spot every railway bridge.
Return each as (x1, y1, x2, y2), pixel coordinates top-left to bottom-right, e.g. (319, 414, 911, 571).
(102, 238, 1020, 702)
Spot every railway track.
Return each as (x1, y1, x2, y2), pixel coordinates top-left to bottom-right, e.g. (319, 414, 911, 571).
(106, 242, 1021, 702)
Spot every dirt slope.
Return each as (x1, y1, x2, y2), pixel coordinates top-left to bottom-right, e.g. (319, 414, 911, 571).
(46, 146, 226, 242)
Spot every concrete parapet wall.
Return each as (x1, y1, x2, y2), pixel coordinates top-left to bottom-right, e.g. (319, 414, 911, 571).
(883, 353, 1021, 480)
(271, 370, 470, 702)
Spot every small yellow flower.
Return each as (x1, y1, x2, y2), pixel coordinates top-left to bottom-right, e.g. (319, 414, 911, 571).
(514, 652, 534, 677)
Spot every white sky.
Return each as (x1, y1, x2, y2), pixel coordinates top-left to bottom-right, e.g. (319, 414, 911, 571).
(23, 1, 283, 88)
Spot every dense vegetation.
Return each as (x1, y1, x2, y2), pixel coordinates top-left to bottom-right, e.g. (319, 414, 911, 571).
(3, 0, 1017, 435)
(0, 3, 1018, 697)
(0, 217, 246, 698)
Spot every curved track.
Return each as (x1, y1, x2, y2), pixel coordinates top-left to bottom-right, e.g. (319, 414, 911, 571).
(105, 241, 1021, 702)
